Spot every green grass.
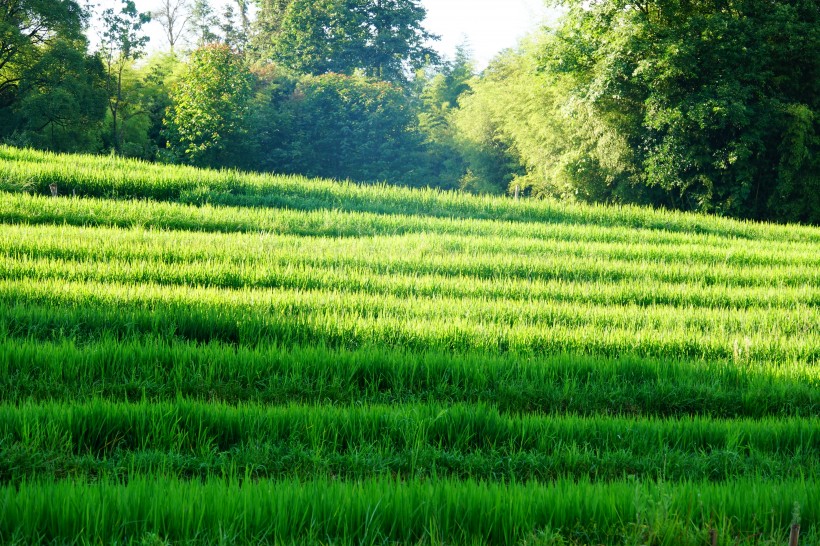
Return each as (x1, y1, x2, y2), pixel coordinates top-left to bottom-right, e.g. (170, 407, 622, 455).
(0, 146, 818, 544)
(4, 278, 818, 362)
(2, 338, 816, 416)
(1, 400, 818, 483)
(3, 144, 820, 241)
(2, 477, 817, 545)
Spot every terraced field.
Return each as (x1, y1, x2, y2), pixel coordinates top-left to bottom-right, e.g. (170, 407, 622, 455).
(0, 146, 818, 545)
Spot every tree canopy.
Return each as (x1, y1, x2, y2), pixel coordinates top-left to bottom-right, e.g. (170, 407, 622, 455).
(165, 43, 254, 167)
(269, 0, 438, 82)
(537, 0, 820, 221)
(0, 0, 87, 108)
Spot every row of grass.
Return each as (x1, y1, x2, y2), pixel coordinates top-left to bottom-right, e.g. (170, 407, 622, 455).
(1, 399, 818, 482)
(3, 145, 820, 241)
(2, 338, 815, 417)
(1, 476, 815, 545)
(5, 400, 816, 456)
(4, 224, 820, 304)
(4, 190, 820, 251)
(6, 220, 819, 267)
(10, 252, 820, 308)
(3, 279, 818, 363)
(4, 430, 816, 484)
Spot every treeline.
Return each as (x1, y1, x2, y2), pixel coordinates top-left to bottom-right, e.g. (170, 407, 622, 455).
(1, 0, 817, 222)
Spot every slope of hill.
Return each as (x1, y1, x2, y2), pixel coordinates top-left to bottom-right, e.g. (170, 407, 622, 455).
(0, 147, 817, 545)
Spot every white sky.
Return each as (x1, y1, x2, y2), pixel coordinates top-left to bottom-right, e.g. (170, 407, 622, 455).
(105, 0, 560, 69)
(422, 0, 559, 68)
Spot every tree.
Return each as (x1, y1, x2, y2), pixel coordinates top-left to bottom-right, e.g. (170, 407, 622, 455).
(11, 38, 107, 152)
(251, 72, 427, 185)
(219, 4, 247, 52)
(270, 0, 439, 83)
(233, 0, 251, 36)
(250, 0, 293, 60)
(100, 0, 150, 153)
(450, 51, 531, 195)
(0, 36, 106, 153)
(421, 44, 473, 111)
(415, 44, 477, 190)
(140, 52, 183, 159)
(189, 0, 249, 51)
(540, 0, 820, 221)
(189, 0, 219, 46)
(152, 0, 191, 52)
(0, 0, 86, 109)
(165, 44, 254, 167)
(452, 38, 639, 201)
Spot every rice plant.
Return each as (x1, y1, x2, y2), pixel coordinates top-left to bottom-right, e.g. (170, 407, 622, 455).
(0, 147, 818, 544)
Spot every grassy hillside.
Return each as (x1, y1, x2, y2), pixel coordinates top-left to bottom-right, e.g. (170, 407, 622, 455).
(0, 146, 818, 545)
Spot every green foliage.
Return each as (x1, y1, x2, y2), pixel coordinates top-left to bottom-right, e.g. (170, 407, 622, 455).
(450, 51, 531, 194)
(100, 64, 152, 157)
(269, 0, 438, 82)
(454, 37, 652, 202)
(420, 45, 473, 111)
(3, 39, 106, 152)
(0, 0, 87, 107)
(251, 71, 427, 185)
(415, 45, 478, 191)
(219, 3, 249, 52)
(539, 0, 820, 221)
(165, 44, 254, 167)
(767, 103, 820, 222)
(138, 52, 183, 160)
(100, 0, 151, 154)
(444, 0, 820, 220)
(0, 0, 96, 150)
(100, 0, 150, 62)
(250, 0, 293, 60)
(189, 0, 220, 46)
